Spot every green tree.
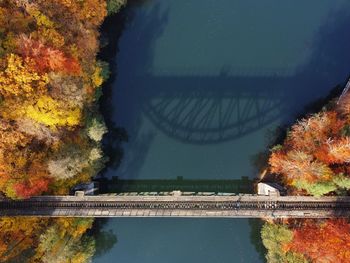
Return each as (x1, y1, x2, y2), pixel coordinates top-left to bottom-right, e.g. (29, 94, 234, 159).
(87, 118, 107, 142)
(261, 223, 309, 263)
(293, 180, 337, 197)
(333, 173, 350, 190)
(106, 0, 126, 15)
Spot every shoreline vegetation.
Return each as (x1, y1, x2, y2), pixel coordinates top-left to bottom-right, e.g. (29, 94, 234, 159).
(0, 0, 125, 261)
(260, 84, 350, 262)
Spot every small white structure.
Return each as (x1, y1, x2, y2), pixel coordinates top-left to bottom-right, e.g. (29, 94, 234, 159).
(74, 191, 85, 197)
(72, 182, 99, 196)
(257, 182, 284, 196)
(171, 190, 182, 197)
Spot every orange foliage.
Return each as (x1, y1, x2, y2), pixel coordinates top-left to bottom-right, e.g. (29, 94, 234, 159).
(326, 137, 350, 164)
(269, 150, 333, 183)
(18, 35, 81, 74)
(288, 111, 344, 153)
(287, 220, 350, 263)
(269, 109, 350, 194)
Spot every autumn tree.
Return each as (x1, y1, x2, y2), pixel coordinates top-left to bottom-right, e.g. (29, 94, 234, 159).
(23, 95, 81, 129)
(0, 53, 48, 98)
(268, 107, 350, 196)
(16, 117, 59, 143)
(288, 112, 344, 154)
(0, 148, 51, 199)
(48, 73, 85, 106)
(0, 217, 47, 262)
(34, 218, 95, 263)
(288, 220, 350, 263)
(326, 137, 350, 164)
(17, 35, 81, 74)
(270, 150, 332, 179)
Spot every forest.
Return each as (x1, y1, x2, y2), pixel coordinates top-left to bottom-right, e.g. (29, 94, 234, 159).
(261, 90, 350, 262)
(0, 0, 125, 261)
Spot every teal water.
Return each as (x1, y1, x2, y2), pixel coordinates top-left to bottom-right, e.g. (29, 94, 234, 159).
(94, 1, 350, 262)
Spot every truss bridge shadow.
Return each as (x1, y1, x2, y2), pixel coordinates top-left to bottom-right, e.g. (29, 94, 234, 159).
(136, 73, 288, 144)
(112, 3, 350, 147)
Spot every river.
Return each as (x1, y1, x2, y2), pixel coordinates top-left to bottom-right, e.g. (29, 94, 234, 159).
(93, 1, 350, 262)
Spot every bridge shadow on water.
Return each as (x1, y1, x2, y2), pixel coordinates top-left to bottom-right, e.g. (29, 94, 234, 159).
(101, 4, 350, 178)
(110, 4, 350, 139)
(97, 176, 255, 193)
(93, 4, 350, 262)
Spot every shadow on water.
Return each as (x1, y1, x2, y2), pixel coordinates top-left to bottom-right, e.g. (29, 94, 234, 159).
(248, 219, 267, 262)
(294, 8, 350, 105)
(112, 4, 350, 143)
(89, 219, 118, 260)
(95, 3, 350, 262)
(99, 3, 169, 174)
(97, 176, 255, 193)
(99, 3, 350, 179)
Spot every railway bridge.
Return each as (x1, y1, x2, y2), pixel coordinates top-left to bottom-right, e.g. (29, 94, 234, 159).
(1, 193, 350, 218)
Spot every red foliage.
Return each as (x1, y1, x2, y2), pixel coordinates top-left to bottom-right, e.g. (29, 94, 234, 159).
(18, 35, 81, 74)
(14, 177, 50, 199)
(13, 160, 51, 199)
(288, 220, 350, 263)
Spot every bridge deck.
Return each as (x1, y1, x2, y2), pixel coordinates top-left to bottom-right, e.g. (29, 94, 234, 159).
(1, 194, 350, 218)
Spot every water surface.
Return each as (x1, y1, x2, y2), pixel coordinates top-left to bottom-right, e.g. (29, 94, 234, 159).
(95, 1, 350, 262)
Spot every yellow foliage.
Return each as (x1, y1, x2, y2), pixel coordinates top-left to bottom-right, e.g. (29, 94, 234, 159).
(35, 27, 65, 48)
(91, 65, 104, 87)
(25, 96, 81, 129)
(2, 32, 17, 52)
(27, 7, 54, 28)
(69, 44, 80, 60)
(58, 0, 107, 25)
(0, 54, 48, 97)
(0, 217, 45, 236)
(56, 218, 93, 239)
(0, 217, 46, 261)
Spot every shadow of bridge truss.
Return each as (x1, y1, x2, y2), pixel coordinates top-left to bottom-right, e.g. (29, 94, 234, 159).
(107, 2, 350, 145)
(133, 73, 291, 144)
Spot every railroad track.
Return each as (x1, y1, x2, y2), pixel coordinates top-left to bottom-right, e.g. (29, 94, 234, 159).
(1, 200, 350, 210)
(1, 195, 350, 218)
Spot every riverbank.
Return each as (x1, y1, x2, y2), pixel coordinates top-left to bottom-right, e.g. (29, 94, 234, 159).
(261, 82, 350, 262)
(0, 1, 126, 261)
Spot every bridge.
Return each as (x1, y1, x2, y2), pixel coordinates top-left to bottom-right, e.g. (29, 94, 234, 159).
(2, 193, 350, 218)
